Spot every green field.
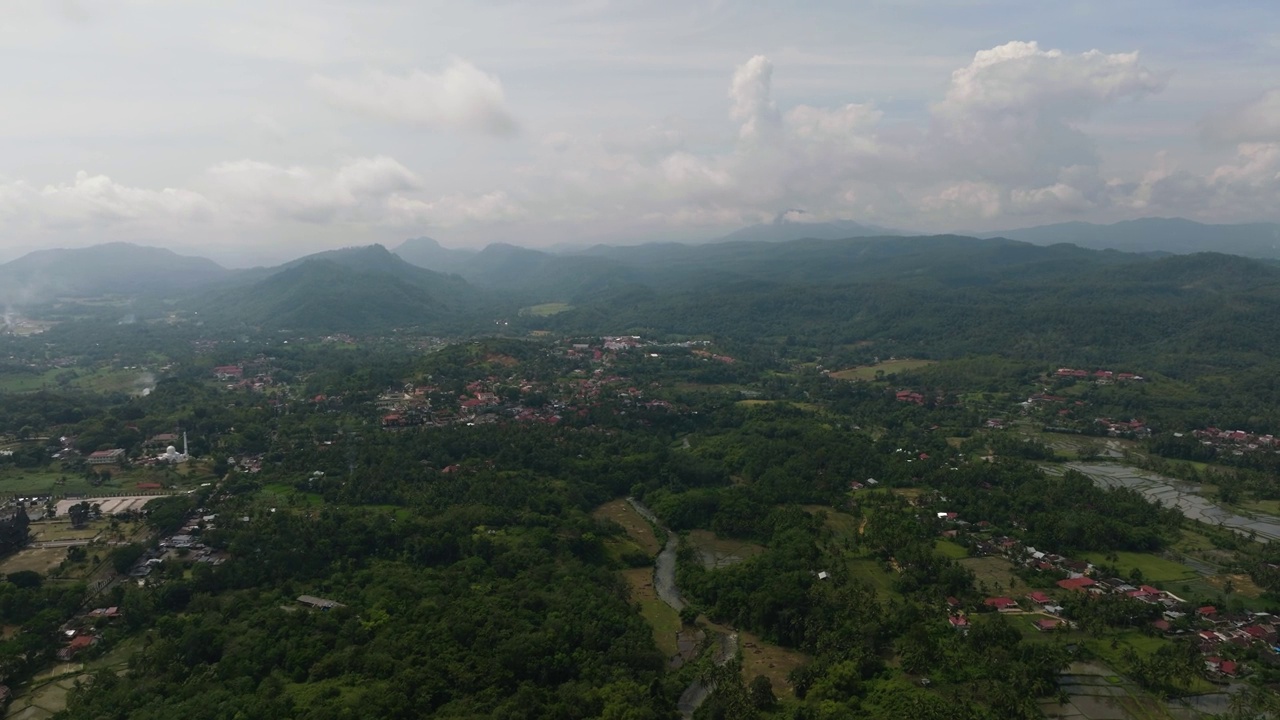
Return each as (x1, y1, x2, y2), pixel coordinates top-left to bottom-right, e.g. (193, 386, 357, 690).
(830, 358, 935, 381)
(1080, 551, 1199, 584)
(847, 557, 898, 596)
(519, 302, 574, 317)
(1083, 631, 1216, 695)
(622, 567, 682, 658)
(0, 461, 210, 498)
(261, 483, 325, 507)
(935, 539, 969, 560)
(0, 366, 151, 395)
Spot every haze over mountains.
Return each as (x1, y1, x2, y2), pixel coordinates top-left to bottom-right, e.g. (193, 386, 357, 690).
(4, 216, 1280, 338)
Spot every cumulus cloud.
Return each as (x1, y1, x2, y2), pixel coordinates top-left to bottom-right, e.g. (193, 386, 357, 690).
(1201, 89, 1280, 145)
(729, 55, 781, 142)
(205, 156, 422, 223)
(6, 40, 1279, 254)
(310, 59, 517, 135)
(387, 191, 523, 227)
(0, 171, 212, 229)
(932, 41, 1164, 185)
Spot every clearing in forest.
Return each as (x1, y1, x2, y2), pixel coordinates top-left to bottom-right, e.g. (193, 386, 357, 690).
(960, 556, 1025, 596)
(734, 628, 809, 699)
(518, 302, 574, 317)
(830, 359, 935, 381)
(621, 567, 682, 659)
(686, 530, 765, 569)
(935, 539, 969, 560)
(592, 499, 661, 555)
(801, 505, 861, 539)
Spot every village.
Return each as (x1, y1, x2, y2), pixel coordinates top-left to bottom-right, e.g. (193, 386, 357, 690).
(933, 511, 1275, 680)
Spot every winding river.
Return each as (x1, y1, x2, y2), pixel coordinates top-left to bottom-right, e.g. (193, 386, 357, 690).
(627, 497, 735, 719)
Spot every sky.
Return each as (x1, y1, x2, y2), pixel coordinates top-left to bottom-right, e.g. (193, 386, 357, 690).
(1, 0, 1279, 266)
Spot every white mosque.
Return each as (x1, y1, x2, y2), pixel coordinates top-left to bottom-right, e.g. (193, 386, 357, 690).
(158, 433, 191, 464)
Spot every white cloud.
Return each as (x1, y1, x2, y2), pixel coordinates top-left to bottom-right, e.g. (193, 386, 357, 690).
(387, 190, 524, 227)
(1201, 89, 1280, 144)
(0, 171, 212, 229)
(204, 156, 422, 223)
(310, 59, 517, 135)
(729, 55, 780, 142)
(932, 41, 1165, 184)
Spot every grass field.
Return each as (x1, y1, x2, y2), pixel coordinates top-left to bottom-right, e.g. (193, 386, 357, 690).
(593, 499, 661, 556)
(735, 629, 808, 698)
(621, 567, 682, 658)
(1082, 631, 1216, 695)
(830, 359, 935, 381)
(736, 400, 820, 412)
(0, 546, 69, 576)
(687, 530, 765, 569)
(1079, 551, 1199, 584)
(935, 539, 969, 560)
(802, 505, 861, 539)
(0, 366, 150, 395)
(0, 462, 211, 498)
(847, 557, 898, 596)
(519, 302, 574, 317)
(960, 556, 1026, 595)
(261, 483, 325, 507)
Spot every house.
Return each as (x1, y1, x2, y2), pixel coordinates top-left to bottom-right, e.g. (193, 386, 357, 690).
(984, 597, 1018, 612)
(945, 596, 961, 609)
(1057, 577, 1096, 592)
(56, 634, 96, 660)
(86, 449, 125, 465)
(1197, 605, 1217, 617)
(88, 606, 122, 619)
(1026, 591, 1052, 605)
(948, 615, 969, 629)
(1035, 619, 1064, 632)
(297, 595, 344, 611)
(1152, 619, 1172, 633)
(1204, 656, 1239, 676)
(145, 433, 179, 448)
(212, 365, 243, 379)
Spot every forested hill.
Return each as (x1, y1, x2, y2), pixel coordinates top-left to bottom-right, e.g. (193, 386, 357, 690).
(980, 217, 1280, 259)
(15, 236, 1280, 375)
(530, 245, 1280, 375)
(192, 245, 485, 332)
(0, 242, 230, 304)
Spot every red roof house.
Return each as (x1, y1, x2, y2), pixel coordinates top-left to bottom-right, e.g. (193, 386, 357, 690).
(1057, 577, 1096, 592)
(984, 597, 1018, 611)
(1026, 591, 1052, 604)
(1196, 605, 1217, 617)
(948, 615, 969, 628)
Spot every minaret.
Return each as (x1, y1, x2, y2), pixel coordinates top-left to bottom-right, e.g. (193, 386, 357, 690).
(183, 432, 189, 459)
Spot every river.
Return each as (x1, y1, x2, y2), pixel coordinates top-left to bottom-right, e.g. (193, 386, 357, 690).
(1045, 462, 1280, 541)
(628, 497, 686, 611)
(628, 497, 734, 719)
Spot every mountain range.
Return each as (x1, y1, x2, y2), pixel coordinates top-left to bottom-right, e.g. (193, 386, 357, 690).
(3, 216, 1280, 340)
